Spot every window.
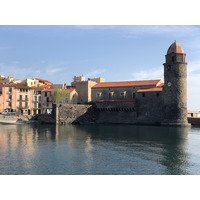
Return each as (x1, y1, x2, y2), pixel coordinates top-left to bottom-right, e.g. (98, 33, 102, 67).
(34, 96, 37, 101)
(120, 92, 126, 96)
(47, 97, 49, 102)
(156, 93, 159, 97)
(19, 102, 22, 107)
(38, 103, 41, 108)
(25, 102, 28, 108)
(96, 92, 101, 97)
(23, 89, 25, 92)
(109, 92, 114, 99)
(34, 90, 41, 94)
(9, 102, 12, 108)
(133, 93, 136, 98)
(19, 95, 22, 100)
(20, 89, 22, 92)
(47, 103, 49, 107)
(9, 88, 12, 93)
(38, 96, 41, 101)
(45, 92, 47, 97)
(26, 89, 28, 92)
(142, 93, 145, 97)
(172, 56, 174, 62)
(25, 95, 28, 100)
(167, 65, 171, 71)
(34, 103, 37, 108)
(9, 95, 12, 100)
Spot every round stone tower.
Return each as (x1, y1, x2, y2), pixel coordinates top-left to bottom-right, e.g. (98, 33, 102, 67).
(162, 41, 189, 126)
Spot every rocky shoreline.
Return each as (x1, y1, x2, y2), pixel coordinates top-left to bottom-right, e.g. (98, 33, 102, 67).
(0, 115, 37, 124)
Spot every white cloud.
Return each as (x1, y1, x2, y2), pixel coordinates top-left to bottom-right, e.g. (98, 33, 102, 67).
(85, 69, 106, 78)
(0, 61, 69, 82)
(132, 67, 163, 81)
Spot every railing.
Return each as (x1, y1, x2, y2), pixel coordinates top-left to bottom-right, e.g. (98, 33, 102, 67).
(17, 107, 29, 109)
(32, 100, 41, 102)
(17, 99, 29, 101)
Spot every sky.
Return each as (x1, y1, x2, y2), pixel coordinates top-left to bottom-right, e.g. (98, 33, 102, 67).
(0, 25, 200, 110)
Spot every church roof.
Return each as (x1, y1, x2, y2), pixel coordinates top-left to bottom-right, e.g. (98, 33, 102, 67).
(137, 87, 163, 93)
(167, 41, 184, 54)
(92, 80, 162, 88)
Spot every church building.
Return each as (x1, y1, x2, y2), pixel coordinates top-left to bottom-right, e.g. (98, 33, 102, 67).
(91, 41, 190, 126)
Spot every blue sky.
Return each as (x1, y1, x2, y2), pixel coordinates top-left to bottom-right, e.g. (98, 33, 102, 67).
(0, 25, 200, 110)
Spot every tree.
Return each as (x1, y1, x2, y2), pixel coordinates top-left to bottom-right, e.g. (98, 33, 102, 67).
(50, 88, 69, 104)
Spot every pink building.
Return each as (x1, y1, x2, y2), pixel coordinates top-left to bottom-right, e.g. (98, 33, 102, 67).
(0, 83, 33, 114)
(0, 93, 3, 113)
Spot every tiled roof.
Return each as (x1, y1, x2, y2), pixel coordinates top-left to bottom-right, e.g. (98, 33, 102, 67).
(43, 88, 75, 93)
(137, 87, 163, 93)
(96, 99, 136, 102)
(31, 85, 50, 90)
(92, 80, 162, 88)
(43, 88, 55, 92)
(158, 83, 164, 87)
(167, 41, 184, 54)
(36, 79, 52, 85)
(65, 89, 75, 93)
(2, 83, 31, 89)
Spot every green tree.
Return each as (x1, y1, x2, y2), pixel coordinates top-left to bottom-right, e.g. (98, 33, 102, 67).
(50, 88, 69, 104)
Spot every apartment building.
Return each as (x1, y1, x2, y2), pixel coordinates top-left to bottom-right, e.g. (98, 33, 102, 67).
(0, 83, 32, 114)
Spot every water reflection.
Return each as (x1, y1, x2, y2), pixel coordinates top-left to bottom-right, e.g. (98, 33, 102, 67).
(0, 124, 194, 175)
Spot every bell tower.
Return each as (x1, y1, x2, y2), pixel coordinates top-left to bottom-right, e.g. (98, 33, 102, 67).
(162, 41, 189, 126)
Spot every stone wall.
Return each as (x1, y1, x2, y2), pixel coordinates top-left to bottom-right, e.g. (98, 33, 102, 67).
(96, 110, 137, 124)
(95, 100, 135, 110)
(57, 104, 99, 124)
(36, 113, 56, 124)
(135, 91, 164, 124)
(188, 117, 200, 126)
(92, 85, 156, 102)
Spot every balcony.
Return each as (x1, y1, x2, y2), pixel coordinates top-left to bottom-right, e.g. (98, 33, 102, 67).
(33, 100, 41, 103)
(17, 107, 29, 109)
(6, 99, 12, 102)
(18, 99, 29, 101)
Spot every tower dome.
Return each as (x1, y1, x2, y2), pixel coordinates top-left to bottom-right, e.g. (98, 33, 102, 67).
(167, 41, 184, 54)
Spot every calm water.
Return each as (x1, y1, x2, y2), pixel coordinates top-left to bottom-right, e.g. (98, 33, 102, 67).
(0, 123, 200, 175)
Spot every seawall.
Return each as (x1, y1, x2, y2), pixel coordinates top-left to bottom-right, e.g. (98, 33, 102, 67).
(188, 117, 200, 126)
(36, 104, 200, 126)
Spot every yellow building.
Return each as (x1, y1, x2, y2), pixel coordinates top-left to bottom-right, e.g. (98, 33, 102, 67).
(71, 76, 105, 104)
